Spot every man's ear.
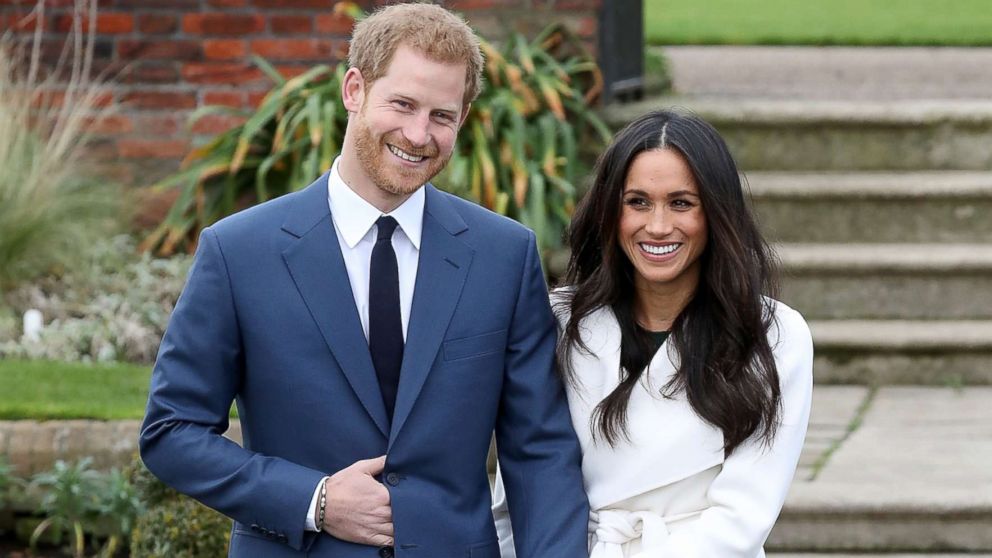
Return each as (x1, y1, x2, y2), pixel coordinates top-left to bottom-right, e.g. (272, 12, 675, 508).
(457, 102, 472, 129)
(342, 67, 365, 113)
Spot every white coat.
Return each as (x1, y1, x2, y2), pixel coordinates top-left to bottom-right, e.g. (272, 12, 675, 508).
(493, 297, 813, 557)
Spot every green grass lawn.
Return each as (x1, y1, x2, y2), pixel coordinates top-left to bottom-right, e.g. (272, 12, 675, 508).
(646, 0, 992, 46)
(0, 360, 151, 420)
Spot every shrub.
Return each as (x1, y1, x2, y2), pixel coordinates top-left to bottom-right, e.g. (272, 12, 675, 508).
(129, 494, 231, 558)
(0, 235, 192, 363)
(127, 458, 230, 558)
(0, 12, 123, 291)
(143, 19, 609, 258)
(30, 458, 102, 557)
(0, 457, 144, 557)
(95, 468, 142, 557)
(0, 456, 15, 509)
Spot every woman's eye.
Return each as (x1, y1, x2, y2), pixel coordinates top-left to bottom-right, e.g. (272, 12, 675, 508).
(624, 197, 649, 208)
(672, 199, 693, 209)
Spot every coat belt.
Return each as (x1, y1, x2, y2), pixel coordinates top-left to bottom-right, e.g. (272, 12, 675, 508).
(589, 508, 702, 558)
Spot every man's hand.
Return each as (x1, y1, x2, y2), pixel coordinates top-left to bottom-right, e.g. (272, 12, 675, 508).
(320, 455, 394, 546)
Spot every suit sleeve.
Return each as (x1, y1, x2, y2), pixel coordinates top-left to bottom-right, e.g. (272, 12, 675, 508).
(634, 307, 814, 558)
(139, 227, 325, 551)
(494, 231, 590, 558)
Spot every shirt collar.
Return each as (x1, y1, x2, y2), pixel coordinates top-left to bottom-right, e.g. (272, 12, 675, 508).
(327, 158, 425, 249)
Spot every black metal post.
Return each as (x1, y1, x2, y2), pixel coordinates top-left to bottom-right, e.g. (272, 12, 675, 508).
(598, 0, 644, 104)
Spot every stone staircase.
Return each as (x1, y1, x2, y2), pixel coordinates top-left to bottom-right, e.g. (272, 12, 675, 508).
(606, 99, 992, 390)
(604, 46, 992, 556)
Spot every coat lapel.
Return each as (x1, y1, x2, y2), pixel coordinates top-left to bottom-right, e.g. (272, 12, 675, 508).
(389, 186, 473, 447)
(281, 175, 390, 438)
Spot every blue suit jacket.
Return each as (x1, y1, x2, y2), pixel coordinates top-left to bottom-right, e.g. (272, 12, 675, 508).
(139, 174, 589, 558)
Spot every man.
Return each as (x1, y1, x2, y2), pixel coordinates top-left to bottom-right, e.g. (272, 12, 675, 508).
(138, 4, 589, 557)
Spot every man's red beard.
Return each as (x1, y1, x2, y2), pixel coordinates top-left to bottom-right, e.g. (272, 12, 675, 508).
(352, 112, 450, 196)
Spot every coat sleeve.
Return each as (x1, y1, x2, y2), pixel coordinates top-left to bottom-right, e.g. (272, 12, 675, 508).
(139, 227, 325, 552)
(634, 306, 814, 558)
(494, 231, 590, 558)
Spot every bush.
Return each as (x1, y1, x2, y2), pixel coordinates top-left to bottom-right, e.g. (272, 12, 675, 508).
(0, 235, 192, 363)
(0, 457, 143, 557)
(0, 456, 15, 509)
(95, 469, 142, 556)
(29, 458, 102, 557)
(143, 19, 609, 258)
(127, 459, 230, 558)
(0, 22, 123, 291)
(129, 494, 231, 558)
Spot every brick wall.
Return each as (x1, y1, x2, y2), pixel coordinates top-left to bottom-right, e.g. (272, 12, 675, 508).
(0, 0, 600, 187)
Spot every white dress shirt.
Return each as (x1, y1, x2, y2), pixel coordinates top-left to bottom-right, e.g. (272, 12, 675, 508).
(305, 158, 426, 531)
(328, 158, 424, 341)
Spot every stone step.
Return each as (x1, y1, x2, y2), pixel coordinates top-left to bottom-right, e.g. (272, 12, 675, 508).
(748, 172, 992, 244)
(778, 243, 992, 320)
(660, 46, 992, 101)
(769, 387, 992, 552)
(808, 320, 992, 385)
(602, 99, 992, 171)
(772, 501, 992, 553)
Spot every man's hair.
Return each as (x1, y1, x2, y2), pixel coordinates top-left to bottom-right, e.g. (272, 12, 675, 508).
(348, 3, 484, 105)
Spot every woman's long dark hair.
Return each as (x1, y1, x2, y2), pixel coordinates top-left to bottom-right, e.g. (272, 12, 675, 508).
(557, 110, 781, 455)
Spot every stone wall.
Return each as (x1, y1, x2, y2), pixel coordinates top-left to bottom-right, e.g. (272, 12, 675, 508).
(0, 0, 600, 187)
(0, 419, 243, 476)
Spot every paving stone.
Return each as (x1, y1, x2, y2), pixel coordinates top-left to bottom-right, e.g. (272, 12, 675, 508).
(813, 387, 992, 494)
(772, 555, 992, 558)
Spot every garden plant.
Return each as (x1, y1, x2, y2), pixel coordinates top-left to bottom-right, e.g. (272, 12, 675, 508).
(144, 14, 610, 258)
(0, 7, 122, 293)
(0, 458, 142, 558)
(2, 3, 613, 556)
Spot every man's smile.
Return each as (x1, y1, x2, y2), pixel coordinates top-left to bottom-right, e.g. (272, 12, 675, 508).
(387, 144, 427, 163)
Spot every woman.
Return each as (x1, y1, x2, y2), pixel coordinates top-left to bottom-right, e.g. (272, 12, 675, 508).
(493, 110, 813, 557)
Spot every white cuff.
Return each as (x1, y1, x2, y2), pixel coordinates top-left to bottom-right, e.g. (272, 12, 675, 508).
(305, 477, 330, 532)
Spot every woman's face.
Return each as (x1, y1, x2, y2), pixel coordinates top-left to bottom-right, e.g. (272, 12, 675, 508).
(618, 148, 707, 294)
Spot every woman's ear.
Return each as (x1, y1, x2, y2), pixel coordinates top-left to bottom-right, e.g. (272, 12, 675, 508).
(342, 67, 365, 113)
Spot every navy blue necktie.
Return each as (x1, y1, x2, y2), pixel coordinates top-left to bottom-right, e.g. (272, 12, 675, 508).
(369, 216, 403, 422)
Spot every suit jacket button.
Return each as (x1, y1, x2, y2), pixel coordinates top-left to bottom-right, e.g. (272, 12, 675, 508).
(379, 546, 394, 558)
(385, 472, 400, 486)
(250, 524, 260, 532)
(277, 533, 288, 542)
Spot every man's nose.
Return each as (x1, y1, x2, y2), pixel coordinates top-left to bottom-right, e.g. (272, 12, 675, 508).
(403, 113, 432, 147)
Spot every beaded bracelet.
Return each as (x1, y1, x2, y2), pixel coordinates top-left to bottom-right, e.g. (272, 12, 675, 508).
(316, 480, 327, 531)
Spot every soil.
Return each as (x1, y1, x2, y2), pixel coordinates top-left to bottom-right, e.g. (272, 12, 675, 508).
(0, 538, 70, 557)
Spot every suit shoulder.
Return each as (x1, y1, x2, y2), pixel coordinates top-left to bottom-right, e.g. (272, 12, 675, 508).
(211, 191, 299, 235)
(435, 189, 533, 243)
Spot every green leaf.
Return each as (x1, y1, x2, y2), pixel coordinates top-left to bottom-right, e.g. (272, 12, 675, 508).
(144, 23, 613, 262)
(251, 55, 286, 86)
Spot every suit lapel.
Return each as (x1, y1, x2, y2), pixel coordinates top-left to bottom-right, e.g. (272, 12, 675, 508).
(281, 175, 390, 438)
(389, 186, 473, 447)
